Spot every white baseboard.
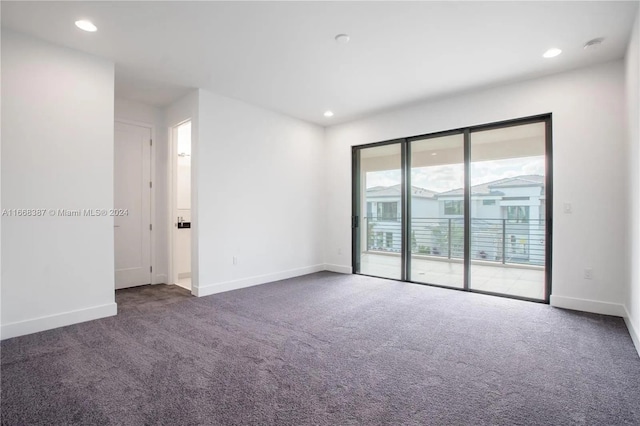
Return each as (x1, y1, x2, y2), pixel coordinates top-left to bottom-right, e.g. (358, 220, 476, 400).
(154, 273, 167, 284)
(1, 302, 117, 340)
(623, 306, 640, 358)
(550, 295, 626, 317)
(324, 264, 352, 274)
(195, 264, 326, 297)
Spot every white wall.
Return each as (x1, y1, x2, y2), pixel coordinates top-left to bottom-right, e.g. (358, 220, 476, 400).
(114, 98, 168, 284)
(164, 91, 199, 290)
(1, 30, 116, 339)
(1, 32, 3, 334)
(177, 158, 191, 209)
(196, 90, 325, 296)
(325, 60, 628, 315)
(625, 7, 640, 355)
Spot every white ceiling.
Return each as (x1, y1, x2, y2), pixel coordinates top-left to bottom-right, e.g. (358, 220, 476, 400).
(2, 1, 638, 126)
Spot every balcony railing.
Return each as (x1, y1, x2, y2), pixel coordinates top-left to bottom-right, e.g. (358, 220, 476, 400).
(365, 217, 545, 266)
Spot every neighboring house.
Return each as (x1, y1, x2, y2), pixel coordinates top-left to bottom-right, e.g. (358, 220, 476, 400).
(365, 175, 545, 265)
(365, 185, 438, 252)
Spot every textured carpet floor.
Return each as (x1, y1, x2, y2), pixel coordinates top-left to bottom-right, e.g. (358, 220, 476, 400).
(2, 272, 639, 425)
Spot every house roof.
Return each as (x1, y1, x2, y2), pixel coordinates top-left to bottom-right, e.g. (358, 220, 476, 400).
(489, 176, 544, 189)
(436, 175, 544, 198)
(366, 175, 545, 199)
(366, 184, 437, 199)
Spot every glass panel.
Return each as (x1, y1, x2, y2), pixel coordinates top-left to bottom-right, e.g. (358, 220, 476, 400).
(357, 143, 402, 280)
(409, 134, 465, 288)
(469, 122, 546, 300)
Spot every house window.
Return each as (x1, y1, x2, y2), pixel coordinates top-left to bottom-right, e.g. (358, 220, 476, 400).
(444, 200, 463, 215)
(366, 202, 373, 218)
(507, 206, 529, 223)
(385, 232, 393, 248)
(482, 199, 496, 206)
(377, 202, 398, 221)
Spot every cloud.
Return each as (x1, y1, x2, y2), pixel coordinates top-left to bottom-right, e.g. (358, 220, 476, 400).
(366, 155, 545, 193)
(523, 160, 545, 175)
(366, 170, 401, 188)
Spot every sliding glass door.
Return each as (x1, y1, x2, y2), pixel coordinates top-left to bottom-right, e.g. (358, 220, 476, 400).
(353, 142, 403, 280)
(352, 116, 551, 303)
(409, 133, 465, 289)
(469, 122, 547, 299)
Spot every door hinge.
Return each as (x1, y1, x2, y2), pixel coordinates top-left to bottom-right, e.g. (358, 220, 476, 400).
(150, 139, 153, 146)
(149, 181, 152, 189)
(149, 224, 152, 231)
(150, 266, 153, 273)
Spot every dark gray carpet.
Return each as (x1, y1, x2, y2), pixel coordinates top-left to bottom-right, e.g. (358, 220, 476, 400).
(115, 282, 193, 313)
(2, 272, 639, 425)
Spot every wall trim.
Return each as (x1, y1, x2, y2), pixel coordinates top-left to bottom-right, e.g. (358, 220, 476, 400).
(195, 264, 325, 297)
(1, 302, 117, 340)
(324, 263, 352, 274)
(624, 306, 640, 358)
(550, 295, 625, 317)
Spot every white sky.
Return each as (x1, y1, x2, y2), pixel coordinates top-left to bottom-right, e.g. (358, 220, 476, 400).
(366, 156, 545, 193)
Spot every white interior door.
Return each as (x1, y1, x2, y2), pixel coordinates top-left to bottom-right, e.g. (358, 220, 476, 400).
(114, 121, 152, 289)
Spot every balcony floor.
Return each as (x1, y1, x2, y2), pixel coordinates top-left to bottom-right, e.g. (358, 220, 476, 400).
(360, 252, 545, 300)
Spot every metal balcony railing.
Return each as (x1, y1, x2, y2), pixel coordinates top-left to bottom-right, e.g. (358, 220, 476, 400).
(365, 217, 545, 266)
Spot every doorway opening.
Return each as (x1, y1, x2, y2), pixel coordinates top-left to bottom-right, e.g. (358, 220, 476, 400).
(170, 120, 192, 291)
(352, 115, 552, 303)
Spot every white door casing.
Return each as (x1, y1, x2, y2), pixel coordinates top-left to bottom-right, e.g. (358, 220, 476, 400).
(114, 121, 152, 289)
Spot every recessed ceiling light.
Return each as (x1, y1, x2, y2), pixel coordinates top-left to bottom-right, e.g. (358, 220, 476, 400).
(584, 37, 605, 50)
(324, 111, 334, 118)
(335, 34, 350, 44)
(431, 152, 437, 156)
(75, 20, 97, 32)
(543, 48, 562, 58)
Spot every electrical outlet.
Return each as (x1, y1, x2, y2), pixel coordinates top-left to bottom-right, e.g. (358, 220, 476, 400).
(233, 256, 238, 265)
(338, 248, 342, 255)
(584, 268, 593, 280)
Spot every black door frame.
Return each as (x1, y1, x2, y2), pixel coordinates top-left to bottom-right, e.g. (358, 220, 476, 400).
(351, 114, 553, 304)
